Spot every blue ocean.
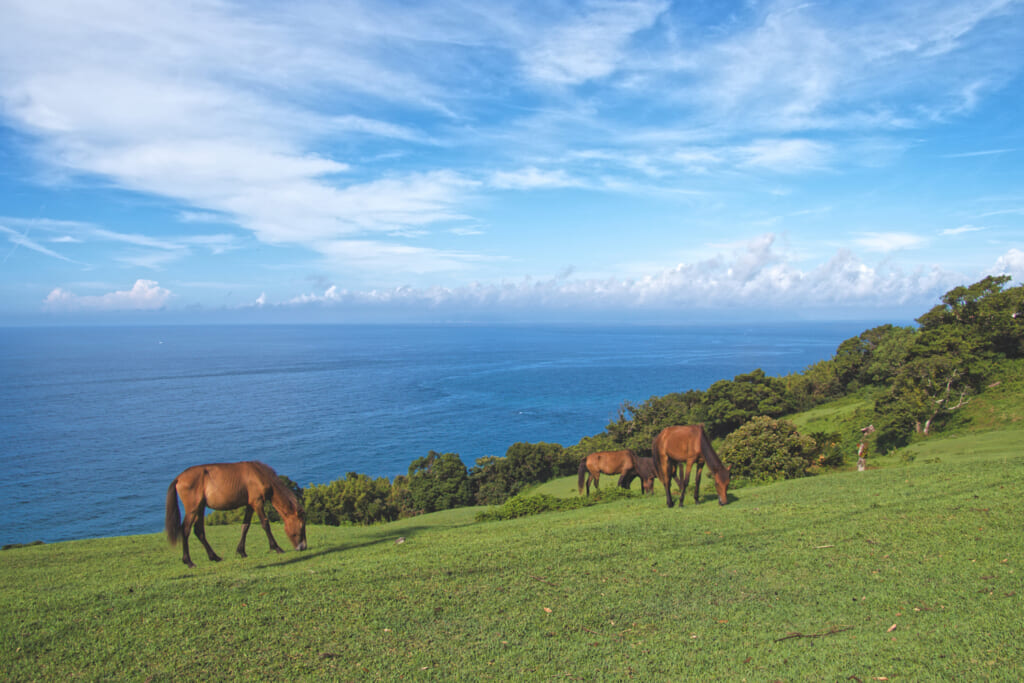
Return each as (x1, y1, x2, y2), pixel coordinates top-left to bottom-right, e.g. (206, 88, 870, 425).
(0, 322, 875, 546)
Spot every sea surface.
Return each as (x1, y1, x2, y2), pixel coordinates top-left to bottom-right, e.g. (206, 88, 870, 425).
(0, 322, 877, 545)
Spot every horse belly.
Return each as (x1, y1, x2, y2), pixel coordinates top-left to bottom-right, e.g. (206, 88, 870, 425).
(203, 488, 250, 510)
(202, 471, 251, 509)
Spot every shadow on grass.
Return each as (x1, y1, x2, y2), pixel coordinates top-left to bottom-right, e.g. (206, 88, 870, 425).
(252, 519, 479, 569)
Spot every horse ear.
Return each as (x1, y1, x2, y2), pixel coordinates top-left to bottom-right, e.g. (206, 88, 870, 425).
(726, 464, 732, 471)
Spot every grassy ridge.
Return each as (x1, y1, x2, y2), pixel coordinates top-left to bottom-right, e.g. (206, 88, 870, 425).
(3, 427, 1023, 681)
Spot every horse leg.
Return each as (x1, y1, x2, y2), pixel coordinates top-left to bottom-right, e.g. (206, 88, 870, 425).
(179, 510, 197, 568)
(678, 461, 695, 507)
(588, 471, 599, 496)
(659, 456, 675, 508)
(192, 508, 222, 562)
(255, 503, 285, 554)
(236, 506, 254, 558)
(693, 463, 704, 504)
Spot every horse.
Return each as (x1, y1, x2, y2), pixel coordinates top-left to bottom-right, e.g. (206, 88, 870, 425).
(165, 461, 307, 568)
(651, 425, 731, 507)
(577, 450, 656, 496)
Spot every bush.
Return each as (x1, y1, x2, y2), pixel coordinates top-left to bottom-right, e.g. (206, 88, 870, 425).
(475, 487, 637, 522)
(469, 442, 569, 506)
(407, 451, 472, 514)
(720, 416, 817, 481)
(303, 472, 397, 526)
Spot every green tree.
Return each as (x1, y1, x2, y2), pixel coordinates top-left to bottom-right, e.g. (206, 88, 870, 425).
(407, 451, 472, 514)
(469, 442, 569, 506)
(302, 472, 396, 525)
(470, 455, 514, 506)
(917, 275, 1024, 358)
(863, 326, 917, 386)
(701, 369, 795, 438)
(605, 390, 703, 451)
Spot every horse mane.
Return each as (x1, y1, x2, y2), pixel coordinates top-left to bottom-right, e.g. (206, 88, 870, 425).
(697, 425, 728, 476)
(252, 461, 303, 514)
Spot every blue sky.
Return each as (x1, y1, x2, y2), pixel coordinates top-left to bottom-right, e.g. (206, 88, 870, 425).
(1, 0, 1022, 324)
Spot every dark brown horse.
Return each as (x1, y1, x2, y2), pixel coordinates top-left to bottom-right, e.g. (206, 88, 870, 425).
(165, 461, 307, 568)
(578, 450, 656, 496)
(652, 425, 731, 507)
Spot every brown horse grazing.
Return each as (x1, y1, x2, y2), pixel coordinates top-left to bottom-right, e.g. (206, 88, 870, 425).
(652, 425, 731, 507)
(165, 461, 307, 568)
(578, 450, 656, 496)
(632, 456, 658, 494)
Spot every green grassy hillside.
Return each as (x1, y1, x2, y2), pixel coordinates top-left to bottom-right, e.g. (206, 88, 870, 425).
(3, 412, 1023, 681)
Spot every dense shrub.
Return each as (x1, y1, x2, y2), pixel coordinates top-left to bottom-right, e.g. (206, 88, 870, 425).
(469, 442, 571, 505)
(303, 472, 397, 526)
(475, 487, 636, 522)
(720, 416, 817, 481)
(407, 451, 472, 513)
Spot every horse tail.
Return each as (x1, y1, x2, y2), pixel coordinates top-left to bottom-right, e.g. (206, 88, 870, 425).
(577, 457, 588, 495)
(165, 479, 182, 546)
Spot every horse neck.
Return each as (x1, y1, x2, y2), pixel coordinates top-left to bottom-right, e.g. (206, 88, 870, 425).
(268, 480, 299, 516)
(699, 429, 726, 474)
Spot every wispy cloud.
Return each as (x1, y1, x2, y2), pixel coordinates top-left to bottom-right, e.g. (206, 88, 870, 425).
(941, 224, 985, 236)
(943, 148, 1016, 158)
(0, 224, 77, 263)
(490, 167, 585, 190)
(853, 232, 928, 253)
(0, 0, 1021, 316)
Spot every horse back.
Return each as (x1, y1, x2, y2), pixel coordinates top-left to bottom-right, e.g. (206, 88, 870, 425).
(175, 461, 272, 510)
(653, 425, 703, 465)
(589, 449, 635, 474)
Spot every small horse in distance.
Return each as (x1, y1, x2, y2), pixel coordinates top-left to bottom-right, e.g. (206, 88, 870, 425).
(165, 461, 307, 568)
(578, 449, 656, 496)
(652, 425, 731, 507)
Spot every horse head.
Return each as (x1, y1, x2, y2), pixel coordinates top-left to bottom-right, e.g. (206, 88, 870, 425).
(713, 465, 731, 505)
(284, 507, 308, 551)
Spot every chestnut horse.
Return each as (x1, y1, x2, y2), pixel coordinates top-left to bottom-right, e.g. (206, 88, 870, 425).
(578, 450, 656, 496)
(165, 461, 307, 568)
(652, 425, 731, 507)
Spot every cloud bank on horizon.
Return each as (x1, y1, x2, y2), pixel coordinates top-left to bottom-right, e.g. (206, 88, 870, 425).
(0, 0, 1022, 321)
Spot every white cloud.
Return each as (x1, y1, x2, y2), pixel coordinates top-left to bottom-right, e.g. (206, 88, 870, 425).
(853, 232, 928, 253)
(941, 224, 985, 235)
(991, 248, 1024, 281)
(283, 234, 957, 314)
(490, 167, 583, 190)
(316, 239, 486, 274)
(43, 279, 172, 311)
(521, 1, 668, 86)
(737, 138, 833, 172)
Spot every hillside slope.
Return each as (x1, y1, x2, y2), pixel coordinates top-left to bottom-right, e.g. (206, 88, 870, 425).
(3, 413, 1022, 680)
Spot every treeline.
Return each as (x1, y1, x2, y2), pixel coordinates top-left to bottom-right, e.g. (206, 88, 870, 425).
(210, 276, 1023, 527)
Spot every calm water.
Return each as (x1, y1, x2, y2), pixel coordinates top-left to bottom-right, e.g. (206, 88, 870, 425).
(0, 322, 873, 545)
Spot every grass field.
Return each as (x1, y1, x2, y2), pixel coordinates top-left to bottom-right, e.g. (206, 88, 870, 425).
(3, 420, 1022, 681)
